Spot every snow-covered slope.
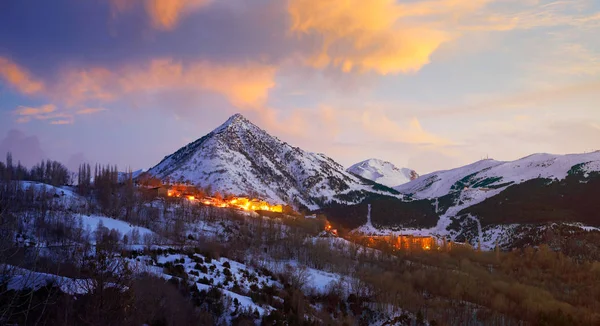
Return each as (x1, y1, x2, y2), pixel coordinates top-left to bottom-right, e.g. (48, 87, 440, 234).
(394, 152, 600, 199)
(148, 114, 397, 210)
(347, 159, 418, 188)
(394, 159, 503, 199)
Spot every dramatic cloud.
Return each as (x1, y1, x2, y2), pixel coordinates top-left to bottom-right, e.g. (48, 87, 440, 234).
(55, 59, 277, 108)
(110, 0, 212, 30)
(0, 0, 598, 172)
(287, 0, 502, 74)
(3, 58, 277, 124)
(288, 0, 450, 74)
(0, 57, 45, 94)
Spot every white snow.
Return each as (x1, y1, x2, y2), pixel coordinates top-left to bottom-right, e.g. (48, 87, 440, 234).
(19, 181, 87, 208)
(394, 159, 502, 199)
(147, 114, 400, 210)
(347, 159, 417, 188)
(353, 204, 379, 235)
(395, 152, 600, 199)
(196, 283, 269, 315)
(1, 265, 95, 295)
(77, 214, 154, 242)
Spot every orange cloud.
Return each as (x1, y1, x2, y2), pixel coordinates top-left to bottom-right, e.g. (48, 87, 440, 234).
(13, 104, 74, 125)
(13, 104, 56, 116)
(288, 0, 499, 74)
(57, 68, 116, 106)
(110, 0, 211, 30)
(76, 108, 108, 115)
(0, 57, 45, 94)
(146, 0, 210, 30)
(1, 56, 276, 113)
(114, 59, 277, 108)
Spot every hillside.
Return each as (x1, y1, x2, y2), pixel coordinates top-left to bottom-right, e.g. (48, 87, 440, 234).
(347, 158, 418, 188)
(2, 152, 600, 325)
(148, 114, 398, 210)
(342, 152, 600, 250)
(3, 176, 600, 325)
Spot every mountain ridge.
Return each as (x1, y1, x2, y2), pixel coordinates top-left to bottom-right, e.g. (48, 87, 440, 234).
(394, 151, 600, 199)
(148, 113, 399, 210)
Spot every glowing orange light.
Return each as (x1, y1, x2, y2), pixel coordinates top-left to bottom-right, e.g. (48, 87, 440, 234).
(187, 196, 195, 201)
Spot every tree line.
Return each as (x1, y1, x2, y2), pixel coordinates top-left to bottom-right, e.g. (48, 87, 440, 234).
(0, 152, 70, 186)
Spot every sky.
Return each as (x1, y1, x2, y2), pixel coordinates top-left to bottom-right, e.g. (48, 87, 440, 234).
(0, 0, 599, 174)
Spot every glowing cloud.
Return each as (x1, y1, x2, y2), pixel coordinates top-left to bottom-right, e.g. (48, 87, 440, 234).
(30, 59, 277, 110)
(3, 57, 276, 124)
(0, 57, 45, 94)
(110, 0, 211, 30)
(288, 0, 456, 74)
(117, 59, 277, 108)
(57, 68, 116, 106)
(146, 0, 211, 30)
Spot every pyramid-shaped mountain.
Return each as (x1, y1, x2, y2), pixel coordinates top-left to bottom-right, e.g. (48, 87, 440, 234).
(148, 114, 398, 209)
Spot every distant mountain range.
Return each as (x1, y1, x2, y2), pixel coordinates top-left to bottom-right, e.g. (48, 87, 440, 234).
(147, 113, 600, 250)
(347, 158, 418, 188)
(394, 153, 600, 199)
(323, 151, 600, 250)
(147, 114, 398, 210)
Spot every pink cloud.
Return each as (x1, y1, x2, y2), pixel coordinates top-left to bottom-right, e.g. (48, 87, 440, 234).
(0, 57, 45, 94)
(76, 108, 108, 115)
(110, 0, 212, 30)
(13, 104, 74, 125)
(53, 58, 277, 109)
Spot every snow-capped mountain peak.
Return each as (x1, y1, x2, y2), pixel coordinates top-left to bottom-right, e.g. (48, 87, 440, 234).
(213, 113, 253, 133)
(347, 158, 418, 188)
(148, 114, 398, 210)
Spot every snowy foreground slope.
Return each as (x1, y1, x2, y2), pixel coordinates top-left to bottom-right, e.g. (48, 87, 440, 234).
(394, 152, 600, 199)
(347, 158, 418, 188)
(148, 114, 398, 210)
